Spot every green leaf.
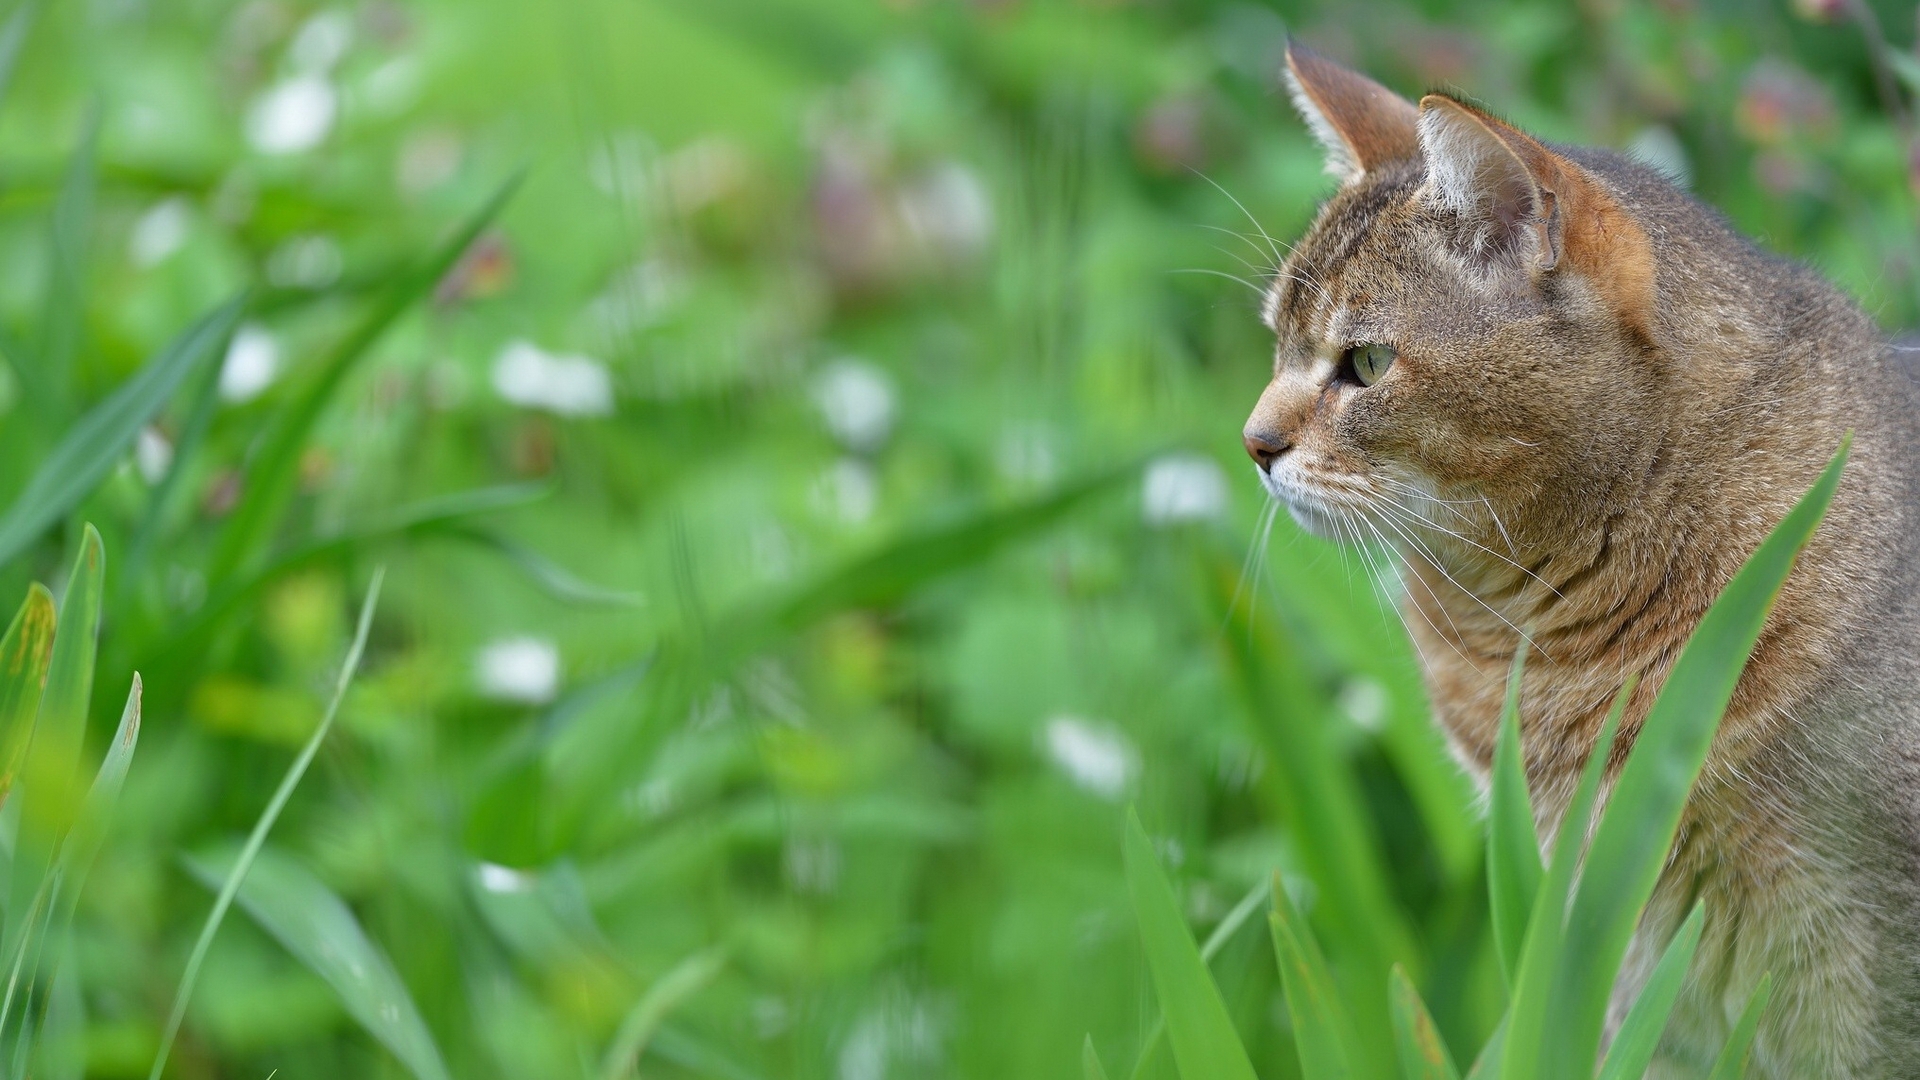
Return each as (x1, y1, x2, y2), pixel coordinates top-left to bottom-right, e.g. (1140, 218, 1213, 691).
(0, 585, 55, 801)
(1707, 975, 1772, 1080)
(1126, 876, 1270, 1080)
(149, 569, 385, 1080)
(1463, 1018, 1504, 1080)
(1596, 902, 1705, 1080)
(1268, 869, 1356, 1080)
(598, 947, 726, 1080)
(1539, 441, 1846, 1078)
(1084, 1036, 1112, 1080)
(1498, 678, 1631, 1080)
(0, 527, 106, 1047)
(39, 107, 97, 410)
(207, 176, 521, 582)
(1389, 965, 1459, 1080)
(1487, 641, 1540, 987)
(0, 298, 243, 570)
(185, 843, 450, 1080)
(1120, 811, 1259, 1080)
(28, 524, 103, 830)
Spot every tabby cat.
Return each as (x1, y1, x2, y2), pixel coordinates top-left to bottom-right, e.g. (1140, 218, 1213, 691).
(1244, 40, 1920, 1076)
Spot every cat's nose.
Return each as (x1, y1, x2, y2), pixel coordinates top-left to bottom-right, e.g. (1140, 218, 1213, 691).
(1243, 430, 1289, 471)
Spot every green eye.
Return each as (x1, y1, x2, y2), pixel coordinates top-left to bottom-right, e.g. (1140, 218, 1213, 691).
(1346, 343, 1396, 386)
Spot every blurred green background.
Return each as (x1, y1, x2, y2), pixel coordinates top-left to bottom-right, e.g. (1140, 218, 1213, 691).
(0, 0, 1914, 1076)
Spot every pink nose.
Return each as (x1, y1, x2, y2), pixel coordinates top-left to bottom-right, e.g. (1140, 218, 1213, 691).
(1244, 430, 1287, 470)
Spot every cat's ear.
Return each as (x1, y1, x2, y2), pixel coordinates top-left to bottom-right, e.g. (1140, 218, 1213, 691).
(1284, 40, 1420, 183)
(1417, 95, 1655, 331)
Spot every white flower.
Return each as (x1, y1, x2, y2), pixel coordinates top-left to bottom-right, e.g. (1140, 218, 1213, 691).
(129, 198, 191, 267)
(219, 324, 281, 403)
(246, 76, 337, 154)
(899, 162, 992, 260)
(1043, 715, 1140, 799)
(134, 426, 173, 484)
(475, 636, 560, 704)
(1337, 677, 1389, 733)
(1142, 453, 1227, 524)
(475, 862, 536, 894)
(491, 340, 614, 417)
(812, 359, 895, 452)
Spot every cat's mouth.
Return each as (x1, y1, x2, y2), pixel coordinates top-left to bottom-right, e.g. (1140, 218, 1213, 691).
(1257, 462, 1367, 541)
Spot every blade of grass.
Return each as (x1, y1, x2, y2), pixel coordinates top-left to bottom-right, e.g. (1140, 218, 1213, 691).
(1084, 1036, 1112, 1080)
(1389, 965, 1460, 1080)
(147, 567, 384, 1080)
(1498, 678, 1632, 1080)
(1487, 641, 1539, 987)
(0, 297, 244, 569)
(184, 842, 450, 1080)
(597, 947, 726, 1080)
(1121, 811, 1259, 1080)
(1706, 975, 1772, 1080)
(207, 176, 522, 583)
(0, 586, 56, 801)
(1126, 876, 1270, 1080)
(1595, 902, 1705, 1080)
(119, 318, 232, 607)
(1268, 869, 1356, 1080)
(0, 528, 105, 1044)
(38, 106, 97, 413)
(1540, 442, 1846, 1078)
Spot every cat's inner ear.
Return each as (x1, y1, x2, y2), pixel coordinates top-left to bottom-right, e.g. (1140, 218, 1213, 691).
(1284, 41, 1419, 183)
(1416, 95, 1563, 273)
(1416, 94, 1658, 336)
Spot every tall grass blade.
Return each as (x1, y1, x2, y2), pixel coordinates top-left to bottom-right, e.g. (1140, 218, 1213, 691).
(1084, 1036, 1112, 1080)
(1126, 876, 1269, 1080)
(1268, 869, 1356, 1080)
(1596, 902, 1705, 1080)
(0, 586, 55, 800)
(1389, 965, 1459, 1080)
(1541, 443, 1846, 1077)
(1498, 679, 1630, 1080)
(1708, 975, 1773, 1080)
(184, 843, 450, 1080)
(0, 528, 106, 1048)
(1121, 811, 1259, 1080)
(39, 107, 97, 411)
(1487, 641, 1539, 987)
(147, 567, 384, 1080)
(597, 947, 726, 1080)
(0, 299, 244, 569)
(208, 176, 521, 582)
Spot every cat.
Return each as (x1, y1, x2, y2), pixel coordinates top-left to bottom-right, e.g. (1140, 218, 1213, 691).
(1244, 40, 1920, 1077)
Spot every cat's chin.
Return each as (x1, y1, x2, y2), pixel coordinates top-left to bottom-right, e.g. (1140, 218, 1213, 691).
(1281, 498, 1344, 540)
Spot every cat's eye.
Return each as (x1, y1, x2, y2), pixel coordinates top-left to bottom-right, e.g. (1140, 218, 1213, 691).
(1343, 343, 1396, 386)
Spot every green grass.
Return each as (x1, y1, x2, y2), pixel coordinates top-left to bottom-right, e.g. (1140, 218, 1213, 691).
(0, 1, 1911, 1077)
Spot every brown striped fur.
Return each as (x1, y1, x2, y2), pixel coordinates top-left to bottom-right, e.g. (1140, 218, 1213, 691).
(1246, 41, 1920, 1076)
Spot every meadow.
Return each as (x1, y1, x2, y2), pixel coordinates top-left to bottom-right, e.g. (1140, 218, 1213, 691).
(0, 0, 1915, 1077)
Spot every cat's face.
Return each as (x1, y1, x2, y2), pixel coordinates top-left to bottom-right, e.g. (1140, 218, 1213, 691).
(1246, 44, 1660, 552)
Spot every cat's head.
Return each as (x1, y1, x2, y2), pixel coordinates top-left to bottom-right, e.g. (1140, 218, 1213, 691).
(1246, 42, 1669, 555)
